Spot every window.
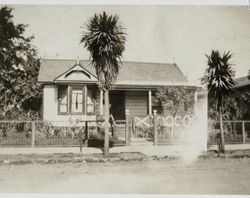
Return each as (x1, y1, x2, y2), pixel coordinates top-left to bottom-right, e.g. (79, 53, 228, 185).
(151, 91, 163, 114)
(58, 85, 86, 115)
(58, 86, 68, 114)
(71, 86, 85, 114)
(86, 87, 96, 114)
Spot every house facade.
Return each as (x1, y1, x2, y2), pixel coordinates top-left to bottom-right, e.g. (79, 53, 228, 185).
(38, 59, 198, 122)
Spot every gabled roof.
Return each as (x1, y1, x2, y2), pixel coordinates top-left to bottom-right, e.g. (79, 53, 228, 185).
(38, 59, 193, 86)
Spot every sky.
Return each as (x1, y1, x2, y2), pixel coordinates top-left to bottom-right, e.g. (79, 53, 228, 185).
(7, 3, 250, 83)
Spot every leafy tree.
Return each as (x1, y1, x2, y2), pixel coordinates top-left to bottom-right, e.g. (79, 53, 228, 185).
(208, 95, 245, 121)
(201, 50, 236, 153)
(240, 69, 250, 119)
(153, 87, 194, 117)
(240, 92, 250, 120)
(81, 12, 126, 156)
(0, 6, 42, 120)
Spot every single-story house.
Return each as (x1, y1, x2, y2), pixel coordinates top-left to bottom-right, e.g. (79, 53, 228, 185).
(38, 59, 198, 122)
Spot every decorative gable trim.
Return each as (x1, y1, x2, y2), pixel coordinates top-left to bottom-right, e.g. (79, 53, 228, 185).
(54, 64, 98, 83)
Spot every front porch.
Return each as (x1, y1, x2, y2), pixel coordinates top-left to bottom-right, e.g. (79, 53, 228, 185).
(97, 89, 154, 120)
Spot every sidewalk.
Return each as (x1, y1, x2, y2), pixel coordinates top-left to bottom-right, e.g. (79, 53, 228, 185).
(208, 144, 250, 151)
(0, 144, 250, 165)
(1, 143, 250, 156)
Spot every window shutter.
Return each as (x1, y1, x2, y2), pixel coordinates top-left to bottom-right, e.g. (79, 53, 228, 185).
(82, 85, 86, 114)
(68, 86, 72, 115)
(58, 85, 68, 114)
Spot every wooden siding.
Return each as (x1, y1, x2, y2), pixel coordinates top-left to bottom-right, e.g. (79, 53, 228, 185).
(125, 91, 148, 116)
(43, 84, 96, 122)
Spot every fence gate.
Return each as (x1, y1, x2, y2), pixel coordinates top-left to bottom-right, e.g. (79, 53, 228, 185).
(113, 120, 127, 144)
(130, 115, 154, 144)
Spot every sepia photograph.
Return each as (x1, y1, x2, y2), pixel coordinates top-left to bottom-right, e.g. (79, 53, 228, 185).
(0, 0, 249, 195)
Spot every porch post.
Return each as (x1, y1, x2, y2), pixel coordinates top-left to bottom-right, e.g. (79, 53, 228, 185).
(125, 109, 130, 145)
(153, 110, 158, 145)
(242, 121, 246, 144)
(31, 122, 36, 148)
(99, 89, 103, 115)
(148, 90, 152, 115)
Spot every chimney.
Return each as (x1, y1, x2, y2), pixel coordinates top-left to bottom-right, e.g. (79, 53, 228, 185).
(76, 56, 80, 65)
(172, 56, 175, 65)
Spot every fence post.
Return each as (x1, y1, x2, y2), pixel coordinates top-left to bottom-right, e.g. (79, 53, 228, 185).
(153, 110, 158, 145)
(242, 121, 246, 144)
(85, 121, 89, 147)
(79, 122, 84, 154)
(31, 121, 35, 148)
(171, 117, 174, 140)
(125, 109, 130, 145)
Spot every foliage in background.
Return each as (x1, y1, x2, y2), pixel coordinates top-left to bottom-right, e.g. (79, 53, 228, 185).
(0, 6, 42, 120)
(240, 92, 250, 119)
(208, 91, 250, 121)
(153, 87, 194, 117)
(208, 69, 250, 121)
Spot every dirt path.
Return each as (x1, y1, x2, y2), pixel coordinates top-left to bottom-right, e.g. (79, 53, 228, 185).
(0, 158, 249, 194)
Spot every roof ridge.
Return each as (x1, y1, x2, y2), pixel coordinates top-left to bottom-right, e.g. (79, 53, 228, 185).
(42, 58, 89, 61)
(42, 58, 175, 65)
(236, 76, 249, 80)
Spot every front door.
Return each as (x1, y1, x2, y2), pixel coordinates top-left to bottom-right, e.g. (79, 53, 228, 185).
(109, 91, 125, 120)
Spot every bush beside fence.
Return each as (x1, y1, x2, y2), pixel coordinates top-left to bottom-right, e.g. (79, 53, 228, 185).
(0, 120, 105, 147)
(208, 121, 250, 145)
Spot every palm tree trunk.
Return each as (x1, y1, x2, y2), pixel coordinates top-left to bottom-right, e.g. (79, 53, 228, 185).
(219, 106, 225, 153)
(103, 89, 109, 156)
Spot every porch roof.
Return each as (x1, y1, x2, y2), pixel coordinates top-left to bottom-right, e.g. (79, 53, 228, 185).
(38, 59, 195, 87)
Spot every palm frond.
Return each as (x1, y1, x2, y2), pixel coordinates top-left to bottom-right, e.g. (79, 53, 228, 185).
(201, 50, 237, 110)
(81, 12, 126, 89)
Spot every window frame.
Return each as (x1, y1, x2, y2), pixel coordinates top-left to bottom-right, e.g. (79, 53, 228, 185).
(57, 85, 87, 115)
(86, 85, 97, 115)
(151, 91, 163, 115)
(57, 85, 69, 115)
(69, 85, 86, 115)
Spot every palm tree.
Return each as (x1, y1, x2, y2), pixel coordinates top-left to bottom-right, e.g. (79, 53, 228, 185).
(81, 12, 126, 156)
(201, 50, 236, 153)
